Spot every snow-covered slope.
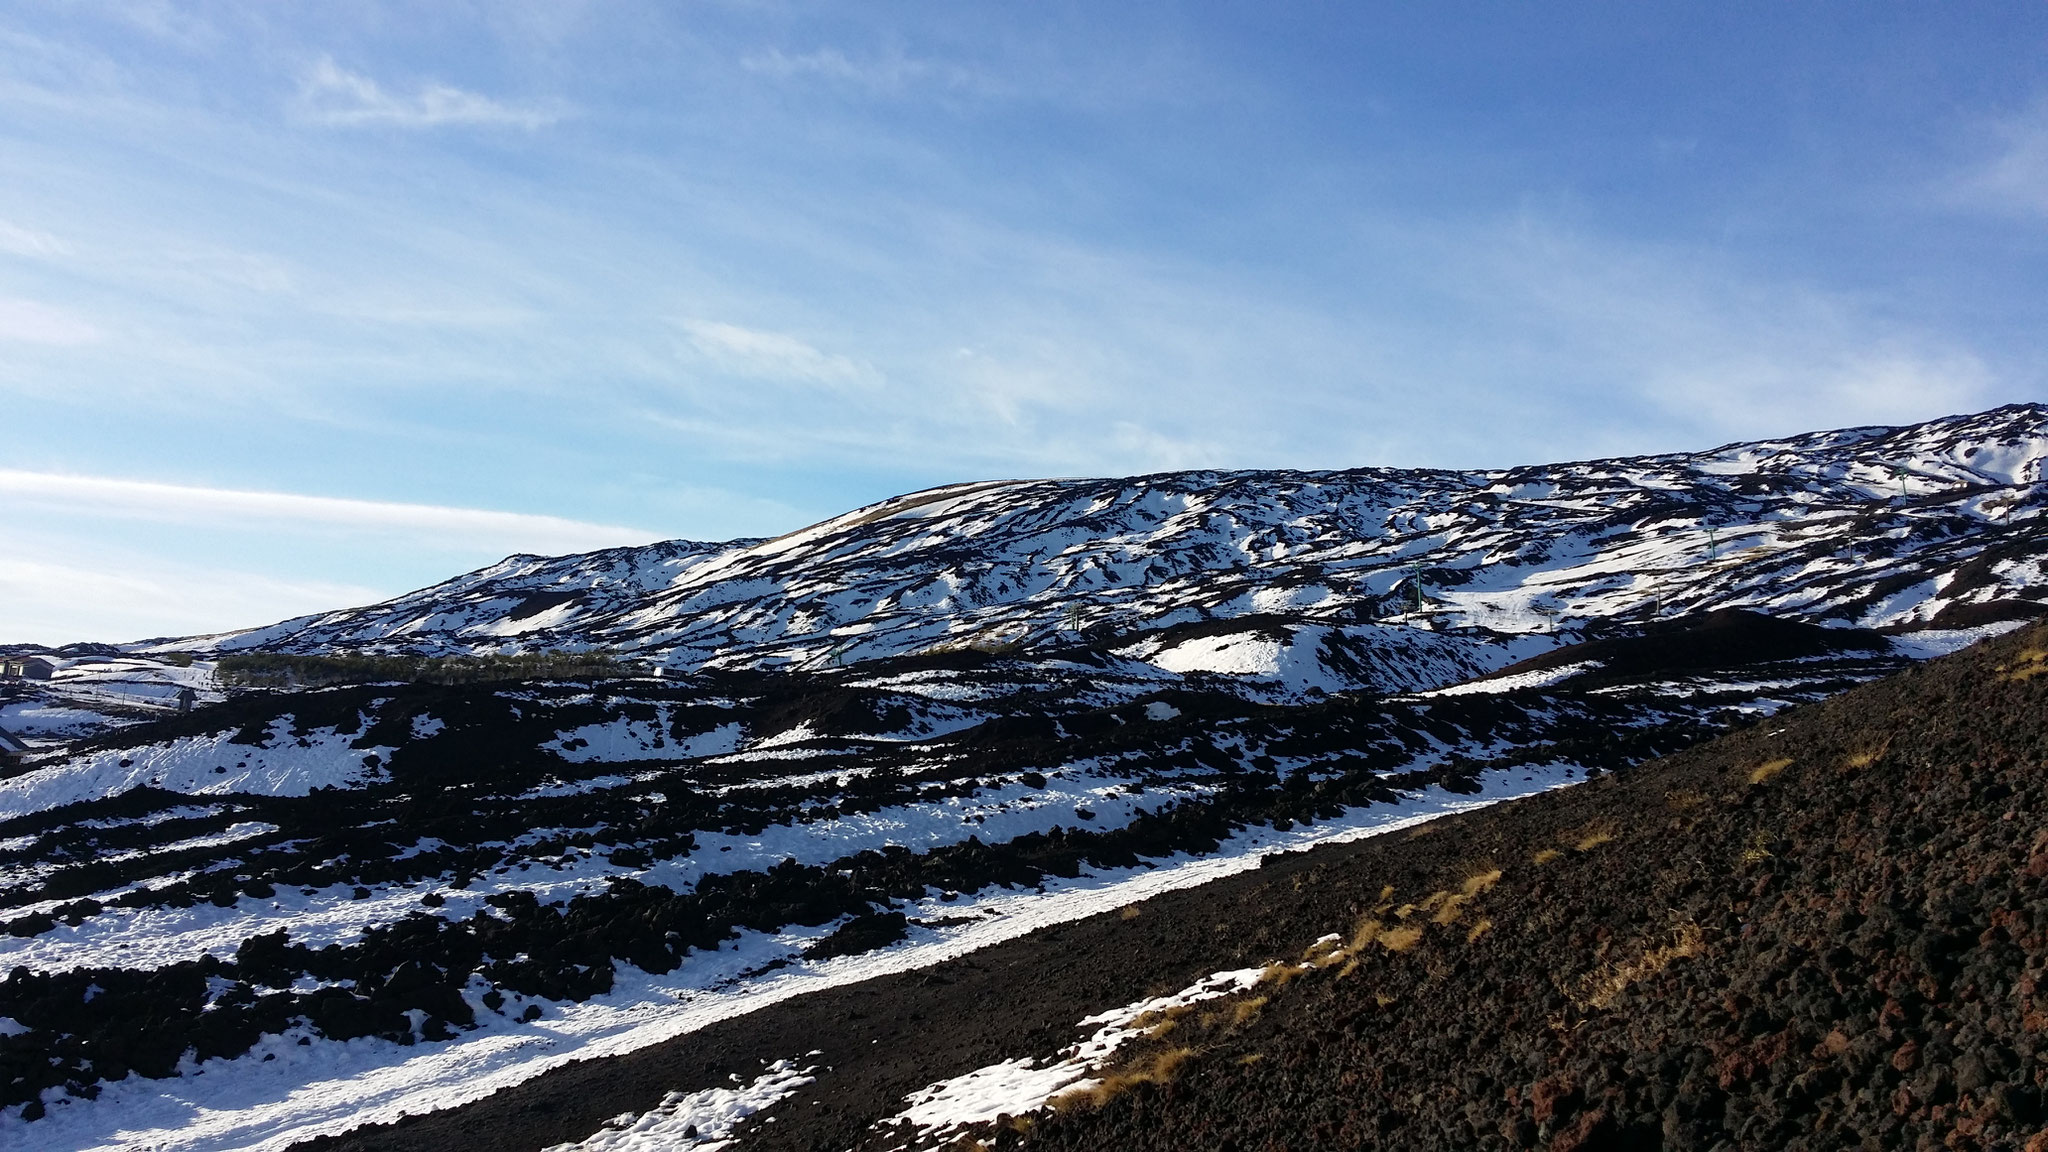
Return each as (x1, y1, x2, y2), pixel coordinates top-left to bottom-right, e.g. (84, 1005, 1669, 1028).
(174, 404, 2048, 693)
(7, 404, 2048, 1148)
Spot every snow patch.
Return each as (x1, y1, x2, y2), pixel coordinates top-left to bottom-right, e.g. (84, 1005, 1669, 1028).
(1887, 620, 2032, 660)
(1147, 633, 1285, 677)
(1421, 661, 1603, 697)
(0, 720, 394, 823)
(879, 966, 1266, 1145)
(541, 1058, 815, 1151)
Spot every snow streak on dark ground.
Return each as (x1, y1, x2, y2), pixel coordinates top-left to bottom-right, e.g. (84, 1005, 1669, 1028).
(0, 615, 1994, 1150)
(1, 404, 2047, 1149)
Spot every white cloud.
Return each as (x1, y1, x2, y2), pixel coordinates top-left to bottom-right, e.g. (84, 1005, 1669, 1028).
(0, 553, 380, 646)
(1437, 217, 1999, 447)
(679, 319, 877, 386)
(0, 219, 68, 258)
(97, 0, 220, 49)
(297, 57, 562, 129)
(0, 471, 661, 555)
(1957, 95, 2048, 217)
(1640, 346, 1992, 442)
(740, 46, 990, 96)
(0, 297, 99, 344)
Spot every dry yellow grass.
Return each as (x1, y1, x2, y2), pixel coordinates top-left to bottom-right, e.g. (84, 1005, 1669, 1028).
(1665, 789, 1706, 811)
(1348, 916, 1386, 953)
(1574, 828, 1616, 852)
(1119, 905, 1140, 921)
(1258, 961, 1303, 987)
(1578, 923, 1705, 1008)
(1379, 924, 1426, 952)
(1465, 918, 1494, 943)
(1533, 848, 1562, 865)
(1843, 739, 1890, 770)
(1128, 1003, 1193, 1037)
(1427, 868, 1503, 923)
(1740, 828, 1774, 865)
(1300, 936, 1347, 968)
(2000, 648, 2048, 682)
(1235, 1053, 1264, 1066)
(1054, 1047, 1194, 1110)
(1229, 995, 1268, 1026)
(1301, 935, 1343, 960)
(1460, 868, 1503, 896)
(1747, 757, 1793, 785)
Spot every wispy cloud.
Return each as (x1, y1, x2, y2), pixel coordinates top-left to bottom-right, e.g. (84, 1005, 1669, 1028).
(297, 56, 563, 129)
(0, 471, 659, 555)
(96, 0, 219, 50)
(0, 219, 68, 258)
(740, 46, 995, 97)
(1428, 216, 1998, 452)
(678, 319, 878, 387)
(0, 297, 99, 345)
(0, 552, 380, 645)
(1957, 94, 2048, 216)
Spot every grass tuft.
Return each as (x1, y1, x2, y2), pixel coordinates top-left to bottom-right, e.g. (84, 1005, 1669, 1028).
(1747, 758, 1793, 785)
(1053, 1047, 1197, 1110)
(1740, 828, 1773, 865)
(1459, 869, 1503, 897)
(1258, 962, 1303, 986)
(1578, 923, 1704, 1008)
(1665, 789, 1705, 811)
(2001, 648, 2048, 682)
(1573, 827, 1616, 852)
(1348, 916, 1386, 953)
(1379, 924, 1426, 952)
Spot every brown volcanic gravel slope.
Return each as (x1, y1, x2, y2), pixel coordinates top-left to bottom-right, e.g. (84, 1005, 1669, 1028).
(871, 621, 2048, 1152)
(313, 621, 2048, 1152)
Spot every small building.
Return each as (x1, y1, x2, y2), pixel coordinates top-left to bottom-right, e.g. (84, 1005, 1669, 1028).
(1, 657, 56, 680)
(0, 727, 28, 764)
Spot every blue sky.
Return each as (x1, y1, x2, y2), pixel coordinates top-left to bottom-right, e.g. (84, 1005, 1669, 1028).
(2, 2, 2045, 643)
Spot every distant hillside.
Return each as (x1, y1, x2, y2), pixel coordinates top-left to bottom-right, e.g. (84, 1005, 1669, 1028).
(176, 404, 2048, 698)
(7, 406, 2048, 1151)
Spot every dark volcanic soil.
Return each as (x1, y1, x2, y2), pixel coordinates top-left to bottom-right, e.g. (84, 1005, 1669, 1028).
(308, 621, 2048, 1152)
(917, 621, 2048, 1152)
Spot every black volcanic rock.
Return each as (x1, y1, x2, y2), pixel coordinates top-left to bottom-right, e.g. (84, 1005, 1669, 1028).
(291, 619, 2048, 1152)
(1483, 608, 1890, 689)
(851, 620, 2048, 1152)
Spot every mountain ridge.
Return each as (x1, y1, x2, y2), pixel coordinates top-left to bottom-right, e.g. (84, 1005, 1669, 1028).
(150, 403, 2048, 700)
(4, 404, 2047, 1149)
